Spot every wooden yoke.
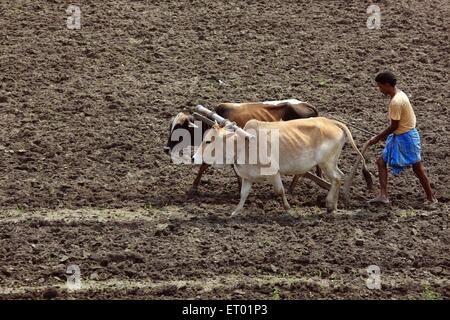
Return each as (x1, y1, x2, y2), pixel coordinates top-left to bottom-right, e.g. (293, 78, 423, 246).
(194, 105, 255, 139)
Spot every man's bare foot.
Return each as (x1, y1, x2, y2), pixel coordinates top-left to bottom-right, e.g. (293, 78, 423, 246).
(423, 198, 438, 210)
(186, 188, 198, 197)
(426, 197, 438, 204)
(367, 195, 390, 204)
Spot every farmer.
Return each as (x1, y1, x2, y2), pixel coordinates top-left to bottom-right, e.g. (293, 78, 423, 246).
(367, 71, 437, 204)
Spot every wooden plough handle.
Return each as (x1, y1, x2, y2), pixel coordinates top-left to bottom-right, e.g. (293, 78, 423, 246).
(342, 141, 373, 201)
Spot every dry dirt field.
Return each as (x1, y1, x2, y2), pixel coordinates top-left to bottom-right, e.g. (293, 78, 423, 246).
(0, 0, 449, 299)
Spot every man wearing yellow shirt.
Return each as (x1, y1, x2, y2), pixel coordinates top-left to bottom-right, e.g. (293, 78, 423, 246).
(367, 71, 437, 204)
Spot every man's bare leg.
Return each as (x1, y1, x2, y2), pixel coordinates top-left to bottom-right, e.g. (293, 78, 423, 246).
(412, 161, 437, 202)
(368, 157, 389, 204)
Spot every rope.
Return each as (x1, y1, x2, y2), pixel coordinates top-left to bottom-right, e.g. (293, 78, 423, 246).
(326, 113, 376, 137)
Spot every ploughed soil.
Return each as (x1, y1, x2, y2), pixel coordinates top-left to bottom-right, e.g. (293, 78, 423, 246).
(0, 0, 449, 299)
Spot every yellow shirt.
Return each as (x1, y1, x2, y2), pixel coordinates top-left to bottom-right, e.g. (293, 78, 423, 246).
(389, 90, 416, 135)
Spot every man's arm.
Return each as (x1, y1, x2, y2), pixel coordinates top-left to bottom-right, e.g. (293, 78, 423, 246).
(368, 120, 399, 145)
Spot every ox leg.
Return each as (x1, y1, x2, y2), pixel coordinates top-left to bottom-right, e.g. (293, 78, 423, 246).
(289, 175, 301, 194)
(333, 167, 344, 206)
(321, 164, 343, 213)
(188, 163, 209, 195)
(232, 165, 242, 192)
(231, 178, 252, 216)
(271, 174, 291, 212)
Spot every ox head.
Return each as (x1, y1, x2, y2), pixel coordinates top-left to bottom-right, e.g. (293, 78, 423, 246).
(164, 112, 199, 156)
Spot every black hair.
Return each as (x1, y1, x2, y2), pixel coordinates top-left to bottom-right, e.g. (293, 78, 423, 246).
(375, 71, 397, 86)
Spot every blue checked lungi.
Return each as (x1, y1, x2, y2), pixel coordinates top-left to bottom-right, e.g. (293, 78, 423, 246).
(382, 128, 421, 176)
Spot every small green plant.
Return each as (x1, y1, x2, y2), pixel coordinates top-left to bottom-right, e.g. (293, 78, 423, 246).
(317, 270, 323, 279)
(271, 287, 281, 300)
(421, 284, 442, 300)
(318, 280, 327, 290)
(143, 203, 155, 211)
(49, 185, 56, 195)
(318, 79, 328, 87)
(15, 204, 27, 212)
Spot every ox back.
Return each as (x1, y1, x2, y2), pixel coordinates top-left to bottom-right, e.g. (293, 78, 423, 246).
(215, 101, 318, 128)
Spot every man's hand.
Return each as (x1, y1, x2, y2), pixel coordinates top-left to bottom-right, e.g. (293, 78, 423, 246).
(368, 120, 399, 146)
(367, 135, 380, 146)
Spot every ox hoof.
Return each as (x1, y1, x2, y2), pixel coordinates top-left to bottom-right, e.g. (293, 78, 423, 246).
(231, 210, 242, 217)
(280, 212, 294, 221)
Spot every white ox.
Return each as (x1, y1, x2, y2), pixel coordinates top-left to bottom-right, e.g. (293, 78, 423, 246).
(193, 117, 366, 216)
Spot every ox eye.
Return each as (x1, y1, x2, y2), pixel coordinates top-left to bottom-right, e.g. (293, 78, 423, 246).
(205, 140, 212, 144)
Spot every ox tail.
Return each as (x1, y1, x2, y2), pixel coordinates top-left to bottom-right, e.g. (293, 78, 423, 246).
(329, 120, 373, 200)
(330, 120, 366, 166)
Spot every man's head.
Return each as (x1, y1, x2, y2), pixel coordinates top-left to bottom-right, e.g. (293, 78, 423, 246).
(375, 71, 397, 95)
